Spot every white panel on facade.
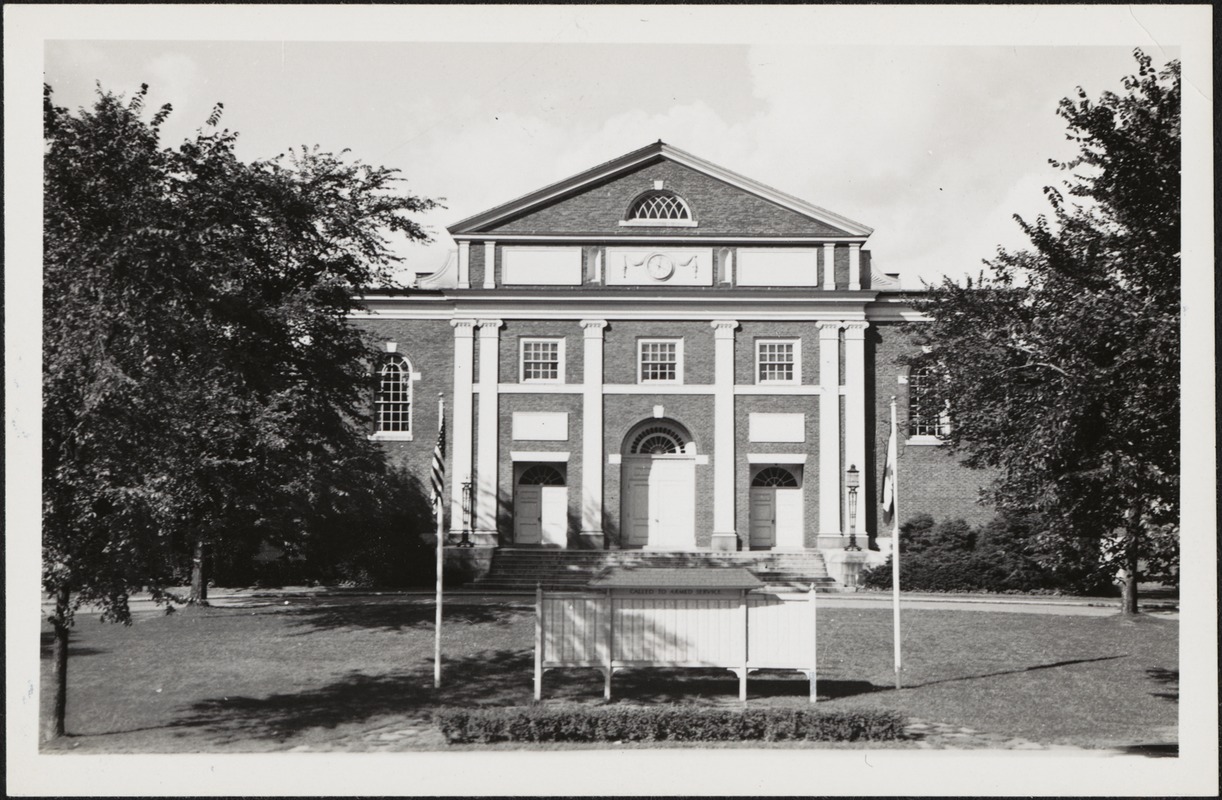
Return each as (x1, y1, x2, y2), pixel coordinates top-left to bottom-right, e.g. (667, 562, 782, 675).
(748, 412, 806, 443)
(512, 411, 569, 441)
(736, 249, 819, 287)
(502, 247, 583, 285)
(605, 248, 714, 286)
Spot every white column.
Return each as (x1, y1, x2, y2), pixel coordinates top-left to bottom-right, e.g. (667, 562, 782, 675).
(475, 319, 503, 539)
(711, 319, 740, 551)
(848, 243, 862, 292)
(450, 319, 477, 537)
(580, 320, 608, 546)
(457, 241, 470, 289)
(817, 321, 842, 541)
(843, 321, 869, 540)
(822, 243, 836, 290)
(483, 241, 496, 289)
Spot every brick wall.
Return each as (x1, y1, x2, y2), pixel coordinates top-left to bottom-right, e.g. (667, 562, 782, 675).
(466, 241, 871, 292)
(602, 394, 716, 548)
(487, 160, 849, 237)
(350, 311, 998, 550)
(494, 392, 584, 545)
(496, 319, 585, 384)
(733, 394, 821, 547)
(734, 321, 820, 386)
(353, 316, 456, 524)
(870, 323, 996, 534)
(603, 320, 715, 385)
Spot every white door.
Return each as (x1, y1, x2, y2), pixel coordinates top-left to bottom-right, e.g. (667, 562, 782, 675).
(749, 487, 776, 548)
(624, 460, 652, 547)
(623, 457, 695, 549)
(750, 466, 804, 550)
(515, 485, 542, 544)
(649, 458, 695, 549)
(774, 487, 804, 549)
(540, 485, 567, 546)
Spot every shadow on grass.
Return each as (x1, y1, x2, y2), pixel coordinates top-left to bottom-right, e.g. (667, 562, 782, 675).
(908, 655, 1126, 689)
(39, 631, 105, 659)
(1145, 667, 1178, 702)
(165, 654, 886, 744)
(282, 603, 526, 635)
(166, 648, 538, 743)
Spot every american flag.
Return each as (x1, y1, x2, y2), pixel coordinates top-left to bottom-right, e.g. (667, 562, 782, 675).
(431, 400, 445, 507)
(881, 410, 897, 523)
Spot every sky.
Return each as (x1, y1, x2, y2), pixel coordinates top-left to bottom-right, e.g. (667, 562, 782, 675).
(43, 40, 1168, 288)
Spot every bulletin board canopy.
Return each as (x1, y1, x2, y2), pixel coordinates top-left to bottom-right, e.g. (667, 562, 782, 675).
(588, 567, 764, 591)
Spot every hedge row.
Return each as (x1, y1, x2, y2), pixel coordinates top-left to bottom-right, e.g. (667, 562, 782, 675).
(860, 513, 1117, 595)
(434, 705, 907, 744)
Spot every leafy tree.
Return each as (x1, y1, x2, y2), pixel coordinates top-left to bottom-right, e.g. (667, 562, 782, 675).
(42, 83, 439, 739)
(906, 50, 1179, 614)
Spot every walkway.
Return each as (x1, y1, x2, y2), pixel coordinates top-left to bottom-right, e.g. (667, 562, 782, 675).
(52, 585, 1174, 618)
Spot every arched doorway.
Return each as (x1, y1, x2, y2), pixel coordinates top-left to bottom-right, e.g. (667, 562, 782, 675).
(748, 465, 804, 550)
(514, 464, 567, 546)
(620, 420, 697, 549)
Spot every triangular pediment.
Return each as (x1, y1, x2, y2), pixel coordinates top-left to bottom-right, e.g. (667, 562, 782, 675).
(448, 142, 872, 238)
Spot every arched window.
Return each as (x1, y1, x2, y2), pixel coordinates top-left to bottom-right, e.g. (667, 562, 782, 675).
(519, 465, 565, 486)
(752, 467, 799, 487)
(376, 354, 414, 434)
(629, 424, 689, 455)
(627, 191, 693, 221)
(908, 365, 950, 439)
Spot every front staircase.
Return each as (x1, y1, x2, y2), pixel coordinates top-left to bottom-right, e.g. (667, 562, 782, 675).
(470, 549, 839, 592)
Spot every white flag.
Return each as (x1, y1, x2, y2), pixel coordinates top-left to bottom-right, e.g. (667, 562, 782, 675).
(881, 415, 897, 521)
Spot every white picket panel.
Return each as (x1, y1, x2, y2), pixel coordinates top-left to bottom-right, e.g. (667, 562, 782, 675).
(746, 592, 816, 668)
(536, 586, 818, 702)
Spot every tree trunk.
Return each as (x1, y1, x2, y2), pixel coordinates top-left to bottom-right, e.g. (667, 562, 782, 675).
(1120, 524, 1141, 616)
(189, 537, 208, 605)
(43, 586, 70, 742)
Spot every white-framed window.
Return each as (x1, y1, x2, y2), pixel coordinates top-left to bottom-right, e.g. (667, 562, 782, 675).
(638, 339, 684, 384)
(908, 365, 950, 441)
(755, 339, 801, 384)
(374, 354, 416, 439)
(619, 191, 698, 228)
(520, 338, 566, 383)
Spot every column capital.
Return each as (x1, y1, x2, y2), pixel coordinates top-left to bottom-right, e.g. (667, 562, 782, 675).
(843, 320, 870, 338)
(477, 318, 504, 335)
(817, 320, 842, 336)
(710, 319, 740, 337)
(847, 242, 862, 250)
(580, 319, 609, 336)
(451, 318, 478, 335)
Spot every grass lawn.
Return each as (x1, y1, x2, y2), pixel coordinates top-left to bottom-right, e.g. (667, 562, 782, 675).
(39, 599, 1177, 753)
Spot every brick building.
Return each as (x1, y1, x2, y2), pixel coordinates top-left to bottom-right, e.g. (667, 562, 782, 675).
(354, 142, 992, 585)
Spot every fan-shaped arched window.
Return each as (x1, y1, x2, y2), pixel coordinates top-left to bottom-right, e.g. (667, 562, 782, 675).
(628, 192, 692, 221)
(518, 465, 566, 486)
(376, 354, 414, 434)
(629, 425, 689, 455)
(752, 467, 799, 487)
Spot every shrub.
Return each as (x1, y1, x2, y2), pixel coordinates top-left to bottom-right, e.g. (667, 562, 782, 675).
(861, 512, 1112, 594)
(433, 705, 907, 744)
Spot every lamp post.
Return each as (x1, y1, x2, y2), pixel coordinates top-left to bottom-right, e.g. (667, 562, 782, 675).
(458, 479, 475, 548)
(845, 464, 861, 551)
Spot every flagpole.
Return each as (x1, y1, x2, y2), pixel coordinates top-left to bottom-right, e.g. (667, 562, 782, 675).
(890, 396, 902, 690)
(434, 394, 445, 690)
